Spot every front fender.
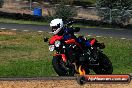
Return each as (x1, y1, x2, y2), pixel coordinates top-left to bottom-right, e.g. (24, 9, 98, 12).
(54, 54, 67, 63)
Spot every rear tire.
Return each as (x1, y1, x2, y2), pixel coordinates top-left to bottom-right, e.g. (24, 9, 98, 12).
(93, 53, 113, 74)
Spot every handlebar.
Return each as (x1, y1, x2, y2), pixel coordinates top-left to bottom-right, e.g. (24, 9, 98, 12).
(72, 27, 80, 32)
(65, 20, 80, 32)
(65, 21, 75, 26)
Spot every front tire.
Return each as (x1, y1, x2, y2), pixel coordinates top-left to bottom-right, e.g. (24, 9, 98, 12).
(77, 76, 86, 85)
(52, 56, 75, 76)
(93, 53, 113, 74)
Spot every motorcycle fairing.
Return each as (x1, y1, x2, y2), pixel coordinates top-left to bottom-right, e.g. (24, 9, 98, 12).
(54, 54, 67, 62)
(65, 39, 82, 49)
(49, 35, 63, 45)
(65, 39, 76, 44)
(90, 39, 96, 45)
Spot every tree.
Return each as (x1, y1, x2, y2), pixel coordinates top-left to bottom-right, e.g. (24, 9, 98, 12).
(50, 0, 74, 5)
(96, 0, 132, 26)
(23, 0, 43, 3)
(53, 1, 77, 20)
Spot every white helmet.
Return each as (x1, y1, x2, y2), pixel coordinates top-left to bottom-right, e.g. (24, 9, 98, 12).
(50, 18, 64, 35)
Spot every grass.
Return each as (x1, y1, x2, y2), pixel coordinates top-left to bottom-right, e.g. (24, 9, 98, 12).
(1, 18, 127, 30)
(0, 18, 103, 29)
(0, 18, 96, 29)
(75, 0, 96, 5)
(0, 18, 49, 26)
(0, 29, 132, 77)
(93, 37, 132, 74)
(0, 30, 56, 77)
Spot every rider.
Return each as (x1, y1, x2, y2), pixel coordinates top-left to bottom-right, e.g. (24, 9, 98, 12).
(50, 18, 91, 48)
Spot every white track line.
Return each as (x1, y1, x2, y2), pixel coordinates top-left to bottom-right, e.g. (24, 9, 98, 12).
(87, 35, 91, 37)
(120, 38, 126, 40)
(1, 28, 6, 29)
(23, 30, 29, 32)
(115, 29, 124, 30)
(11, 29, 17, 31)
(38, 31, 43, 33)
(96, 36, 102, 37)
(48, 32, 53, 34)
(0, 28, 129, 40)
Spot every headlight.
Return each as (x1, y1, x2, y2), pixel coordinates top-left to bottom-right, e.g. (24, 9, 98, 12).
(49, 45, 55, 51)
(55, 41, 61, 47)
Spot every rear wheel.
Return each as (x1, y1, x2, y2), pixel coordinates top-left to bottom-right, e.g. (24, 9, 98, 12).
(52, 56, 75, 76)
(93, 53, 113, 74)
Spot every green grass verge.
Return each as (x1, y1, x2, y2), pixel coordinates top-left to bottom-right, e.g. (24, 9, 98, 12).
(0, 18, 101, 29)
(0, 18, 123, 30)
(0, 18, 49, 26)
(92, 37, 132, 74)
(0, 59, 55, 77)
(0, 30, 132, 77)
(75, 0, 96, 5)
(0, 30, 56, 77)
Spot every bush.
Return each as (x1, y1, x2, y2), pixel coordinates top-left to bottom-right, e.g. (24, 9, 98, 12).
(53, 3, 77, 20)
(73, 0, 95, 7)
(0, 0, 4, 8)
(0, 11, 52, 22)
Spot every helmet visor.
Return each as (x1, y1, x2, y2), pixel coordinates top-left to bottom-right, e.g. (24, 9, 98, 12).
(51, 24, 60, 32)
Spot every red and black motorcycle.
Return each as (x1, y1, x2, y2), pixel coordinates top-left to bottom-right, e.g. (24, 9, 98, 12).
(44, 22, 113, 76)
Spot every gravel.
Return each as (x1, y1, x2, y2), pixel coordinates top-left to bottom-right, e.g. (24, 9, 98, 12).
(0, 80, 132, 88)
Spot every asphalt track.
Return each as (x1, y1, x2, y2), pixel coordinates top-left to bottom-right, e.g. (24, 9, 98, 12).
(0, 23, 132, 39)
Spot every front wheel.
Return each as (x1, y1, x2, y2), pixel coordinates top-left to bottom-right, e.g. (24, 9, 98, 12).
(93, 53, 113, 74)
(52, 56, 75, 76)
(77, 76, 86, 85)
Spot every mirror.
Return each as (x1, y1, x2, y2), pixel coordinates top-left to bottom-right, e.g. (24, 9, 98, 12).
(44, 37, 49, 42)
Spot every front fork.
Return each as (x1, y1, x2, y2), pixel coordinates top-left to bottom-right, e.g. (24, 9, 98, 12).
(54, 53, 67, 63)
(54, 53, 87, 75)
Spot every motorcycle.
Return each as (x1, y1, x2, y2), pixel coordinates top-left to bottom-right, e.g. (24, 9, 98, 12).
(44, 21, 113, 76)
